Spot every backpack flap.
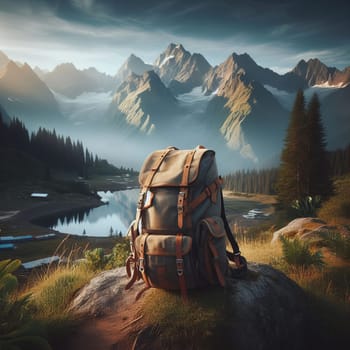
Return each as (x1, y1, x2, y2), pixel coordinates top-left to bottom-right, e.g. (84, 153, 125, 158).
(134, 234, 197, 290)
(201, 216, 226, 238)
(139, 148, 215, 187)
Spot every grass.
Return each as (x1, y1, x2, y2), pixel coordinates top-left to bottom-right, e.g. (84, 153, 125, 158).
(141, 287, 233, 349)
(318, 175, 350, 225)
(27, 264, 94, 319)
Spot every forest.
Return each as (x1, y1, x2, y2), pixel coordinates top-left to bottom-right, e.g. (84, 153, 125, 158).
(224, 92, 350, 197)
(0, 114, 137, 181)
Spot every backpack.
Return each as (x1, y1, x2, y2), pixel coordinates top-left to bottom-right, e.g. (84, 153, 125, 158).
(125, 146, 246, 299)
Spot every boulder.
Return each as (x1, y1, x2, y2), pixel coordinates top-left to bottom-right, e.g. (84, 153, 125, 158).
(68, 264, 309, 350)
(271, 217, 338, 243)
(69, 267, 144, 317)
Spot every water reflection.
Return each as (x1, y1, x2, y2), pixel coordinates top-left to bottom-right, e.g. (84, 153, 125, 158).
(45, 189, 139, 237)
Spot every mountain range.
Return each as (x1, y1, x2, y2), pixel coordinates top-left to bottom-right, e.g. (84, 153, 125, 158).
(0, 44, 349, 170)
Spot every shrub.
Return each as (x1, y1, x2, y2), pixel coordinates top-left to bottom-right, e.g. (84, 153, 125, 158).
(84, 248, 110, 271)
(109, 240, 129, 267)
(291, 195, 321, 217)
(84, 239, 130, 271)
(0, 259, 52, 350)
(280, 236, 324, 268)
(320, 231, 350, 260)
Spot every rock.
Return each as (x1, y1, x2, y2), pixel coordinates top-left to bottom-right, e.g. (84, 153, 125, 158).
(271, 217, 338, 243)
(69, 263, 309, 350)
(69, 267, 144, 317)
(224, 263, 307, 350)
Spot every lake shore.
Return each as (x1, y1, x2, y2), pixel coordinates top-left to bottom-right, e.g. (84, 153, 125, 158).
(0, 182, 277, 263)
(0, 180, 129, 262)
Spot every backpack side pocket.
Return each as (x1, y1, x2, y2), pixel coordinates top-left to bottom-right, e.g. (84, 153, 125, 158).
(196, 216, 228, 286)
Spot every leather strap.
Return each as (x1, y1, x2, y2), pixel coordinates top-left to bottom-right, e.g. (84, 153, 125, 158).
(177, 150, 196, 229)
(144, 148, 173, 189)
(220, 189, 241, 256)
(125, 255, 140, 290)
(189, 177, 223, 212)
(125, 224, 141, 290)
(175, 234, 188, 302)
(139, 234, 150, 287)
(134, 148, 173, 234)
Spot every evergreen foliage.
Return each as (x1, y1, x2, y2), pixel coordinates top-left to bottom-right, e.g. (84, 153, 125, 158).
(305, 94, 332, 197)
(0, 113, 137, 179)
(328, 144, 350, 177)
(276, 90, 308, 204)
(223, 168, 278, 195)
(276, 91, 332, 206)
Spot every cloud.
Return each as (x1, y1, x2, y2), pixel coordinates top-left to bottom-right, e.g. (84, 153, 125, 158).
(0, 0, 349, 74)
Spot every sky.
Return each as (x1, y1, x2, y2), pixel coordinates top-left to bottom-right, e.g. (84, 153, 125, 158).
(0, 0, 349, 75)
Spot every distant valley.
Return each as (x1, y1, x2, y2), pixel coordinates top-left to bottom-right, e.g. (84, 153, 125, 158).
(0, 44, 349, 172)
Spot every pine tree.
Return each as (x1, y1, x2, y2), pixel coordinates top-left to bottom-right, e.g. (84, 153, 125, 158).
(277, 91, 332, 206)
(276, 90, 309, 205)
(305, 94, 332, 197)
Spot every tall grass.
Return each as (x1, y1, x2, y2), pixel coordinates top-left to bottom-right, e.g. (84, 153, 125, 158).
(28, 263, 94, 319)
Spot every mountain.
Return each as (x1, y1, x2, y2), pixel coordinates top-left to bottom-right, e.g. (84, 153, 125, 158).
(0, 61, 62, 125)
(154, 43, 211, 95)
(106, 70, 178, 135)
(114, 54, 153, 87)
(204, 54, 288, 163)
(321, 84, 350, 149)
(1, 44, 348, 170)
(41, 63, 114, 98)
(294, 57, 350, 89)
(0, 51, 10, 70)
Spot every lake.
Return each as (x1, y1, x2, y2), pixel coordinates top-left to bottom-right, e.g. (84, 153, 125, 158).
(45, 189, 139, 237)
(41, 189, 273, 237)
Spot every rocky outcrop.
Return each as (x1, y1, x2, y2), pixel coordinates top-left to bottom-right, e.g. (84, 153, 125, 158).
(271, 218, 335, 243)
(154, 43, 211, 94)
(0, 61, 63, 124)
(291, 59, 350, 87)
(272, 217, 350, 243)
(114, 54, 153, 87)
(69, 264, 309, 350)
(106, 70, 178, 135)
(203, 54, 288, 163)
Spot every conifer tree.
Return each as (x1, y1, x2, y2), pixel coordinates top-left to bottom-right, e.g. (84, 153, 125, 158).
(277, 91, 332, 206)
(305, 93, 332, 197)
(276, 90, 309, 205)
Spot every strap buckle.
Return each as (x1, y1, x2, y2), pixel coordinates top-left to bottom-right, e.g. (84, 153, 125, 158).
(176, 258, 184, 276)
(177, 192, 185, 213)
(137, 191, 146, 210)
(139, 258, 145, 273)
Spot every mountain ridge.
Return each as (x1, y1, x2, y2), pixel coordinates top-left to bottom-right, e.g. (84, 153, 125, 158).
(0, 60, 62, 125)
(41, 63, 114, 98)
(0, 46, 348, 169)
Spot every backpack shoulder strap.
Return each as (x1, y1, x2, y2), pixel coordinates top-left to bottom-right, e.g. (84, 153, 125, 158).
(220, 189, 241, 260)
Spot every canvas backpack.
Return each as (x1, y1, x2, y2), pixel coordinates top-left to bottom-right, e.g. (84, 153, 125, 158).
(125, 146, 245, 299)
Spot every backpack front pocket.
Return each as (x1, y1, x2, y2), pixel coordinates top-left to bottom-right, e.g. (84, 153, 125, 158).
(134, 234, 196, 289)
